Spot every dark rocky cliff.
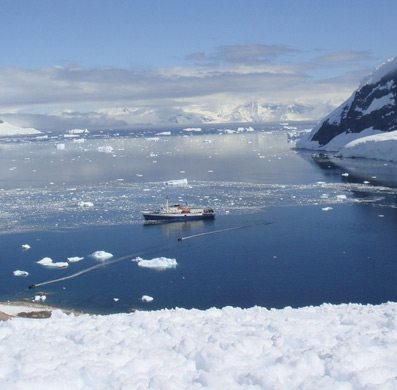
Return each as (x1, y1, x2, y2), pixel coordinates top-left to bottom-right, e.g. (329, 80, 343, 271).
(305, 58, 397, 147)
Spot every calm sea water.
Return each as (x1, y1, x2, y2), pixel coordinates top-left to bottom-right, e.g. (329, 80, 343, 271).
(0, 124, 396, 314)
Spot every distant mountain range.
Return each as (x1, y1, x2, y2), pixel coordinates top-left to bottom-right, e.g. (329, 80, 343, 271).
(96, 101, 335, 126)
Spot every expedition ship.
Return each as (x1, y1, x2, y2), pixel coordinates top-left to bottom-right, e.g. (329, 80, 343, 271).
(142, 196, 215, 222)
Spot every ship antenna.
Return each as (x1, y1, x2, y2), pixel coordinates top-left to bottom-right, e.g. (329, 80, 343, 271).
(166, 195, 169, 212)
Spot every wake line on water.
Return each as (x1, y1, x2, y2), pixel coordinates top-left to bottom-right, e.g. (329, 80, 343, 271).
(29, 222, 271, 289)
(28, 241, 175, 289)
(177, 222, 272, 241)
(29, 253, 135, 289)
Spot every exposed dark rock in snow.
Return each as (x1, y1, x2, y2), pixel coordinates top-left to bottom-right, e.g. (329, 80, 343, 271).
(298, 58, 397, 147)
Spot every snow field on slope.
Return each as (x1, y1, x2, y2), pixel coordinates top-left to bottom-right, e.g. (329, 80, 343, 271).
(1, 303, 396, 389)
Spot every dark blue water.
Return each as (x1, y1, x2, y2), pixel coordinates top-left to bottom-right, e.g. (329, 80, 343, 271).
(0, 124, 396, 313)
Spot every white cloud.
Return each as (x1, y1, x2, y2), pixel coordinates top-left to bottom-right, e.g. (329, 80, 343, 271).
(0, 47, 378, 130)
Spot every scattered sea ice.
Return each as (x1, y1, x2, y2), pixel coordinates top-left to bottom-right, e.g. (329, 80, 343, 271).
(67, 256, 84, 262)
(22, 244, 31, 250)
(13, 270, 29, 277)
(322, 207, 333, 211)
(341, 172, 349, 177)
(34, 295, 46, 302)
(92, 251, 113, 261)
(336, 195, 347, 200)
(133, 257, 177, 270)
(141, 295, 153, 302)
(37, 257, 69, 268)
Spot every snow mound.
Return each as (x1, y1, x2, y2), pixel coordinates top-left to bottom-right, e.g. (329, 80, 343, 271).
(298, 128, 397, 162)
(338, 130, 397, 161)
(37, 257, 69, 268)
(1, 303, 397, 389)
(133, 256, 178, 269)
(91, 251, 113, 261)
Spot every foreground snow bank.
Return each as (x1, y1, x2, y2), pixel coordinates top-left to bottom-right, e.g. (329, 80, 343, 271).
(1, 303, 396, 389)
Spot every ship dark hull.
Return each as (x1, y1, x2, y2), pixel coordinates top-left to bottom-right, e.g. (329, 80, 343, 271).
(142, 212, 215, 222)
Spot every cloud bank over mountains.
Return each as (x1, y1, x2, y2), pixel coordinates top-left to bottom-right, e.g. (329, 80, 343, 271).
(0, 46, 375, 131)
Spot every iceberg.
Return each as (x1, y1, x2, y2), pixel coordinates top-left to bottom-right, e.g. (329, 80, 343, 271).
(67, 256, 84, 263)
(164, 178, 188, 186)
(37, 257, 69, 268)
(92, 251, 113, 261)
(13, 270, 29, 277)
(133, 256, 177, 270)
(141, 295, 154, 302)
(97, 146, 114, 153)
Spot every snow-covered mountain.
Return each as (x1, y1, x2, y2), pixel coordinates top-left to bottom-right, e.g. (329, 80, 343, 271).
(297, 58, 397, 161)
(0, 119, 41, 136)
(95, 101, 334, 127)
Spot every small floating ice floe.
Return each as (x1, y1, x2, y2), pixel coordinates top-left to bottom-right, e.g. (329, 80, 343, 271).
(164, 178, 188, 186)
(341, 173, 349, 177)
(22, 244, 31, 250)
(56, 143, 66, 150)
(133, 257, 177, 270)
(141, 295, 153, 302)
(78, 201, 94, 209)
(97, 146, 114, 153)
(13, 270, 29, 277)
(322, 207, 333, 212)
(336, 195, 347, 201)
(34, 295, 47, 302)
(37, 257, 69, 268)
(92, 251, 113, 261)
(67, 256, 84, 263)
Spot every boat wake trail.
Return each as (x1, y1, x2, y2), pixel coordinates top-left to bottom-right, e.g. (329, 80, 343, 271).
(28, 241, 174, 289)
(177, 222, 272, 241)
(29, 222, 271, 289)
(29, 254, 135, 289)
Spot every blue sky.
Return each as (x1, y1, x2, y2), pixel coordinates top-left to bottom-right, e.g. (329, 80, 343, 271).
(1, 0, 396, 129)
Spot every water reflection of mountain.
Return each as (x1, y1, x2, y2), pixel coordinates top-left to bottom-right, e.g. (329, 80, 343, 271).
(299, 151, 397, 188)
(298, 151, 397, 207)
